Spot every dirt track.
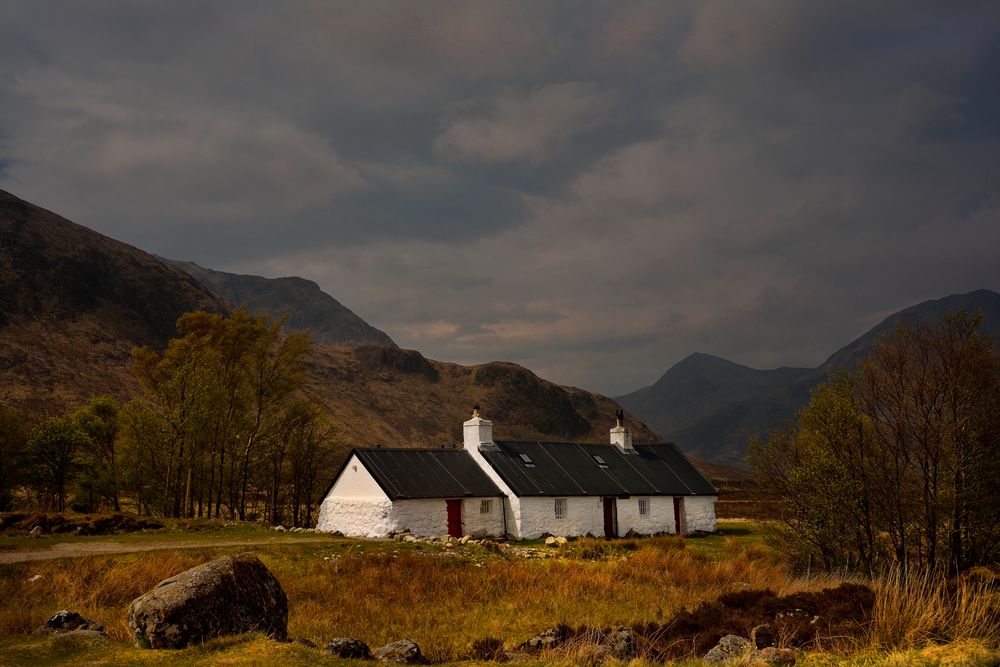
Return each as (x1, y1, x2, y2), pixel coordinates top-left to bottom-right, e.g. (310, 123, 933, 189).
(0, 536, 329, 564)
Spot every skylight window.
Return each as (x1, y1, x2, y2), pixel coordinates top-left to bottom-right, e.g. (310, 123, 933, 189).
(592, 454, 609, 469)
(519, 453, 535, 467)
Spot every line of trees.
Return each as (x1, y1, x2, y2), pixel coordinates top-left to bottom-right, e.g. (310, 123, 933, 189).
(750, 310, 1000, 574)
(0, 311, 339, 526)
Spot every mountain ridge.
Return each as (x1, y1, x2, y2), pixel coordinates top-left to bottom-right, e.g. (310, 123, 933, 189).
(618, 288, 1000, 466)
(0, 189, 666, 473)
(167, 260, 397, 349)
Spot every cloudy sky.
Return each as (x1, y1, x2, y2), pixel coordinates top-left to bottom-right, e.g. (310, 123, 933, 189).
(2, 2, 999, 395)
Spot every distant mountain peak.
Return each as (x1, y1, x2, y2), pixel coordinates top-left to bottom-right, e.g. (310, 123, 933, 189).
(167, 260, 397, 349)
(620, 288, 1000, 467)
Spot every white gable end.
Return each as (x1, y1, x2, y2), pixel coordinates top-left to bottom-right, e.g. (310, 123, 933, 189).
(328, 453, 388, 499)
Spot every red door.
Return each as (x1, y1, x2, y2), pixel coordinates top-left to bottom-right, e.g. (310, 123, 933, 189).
(603, 497, 617, 538)
(673, 497, 685, 535)
(446, 499, 462, 538)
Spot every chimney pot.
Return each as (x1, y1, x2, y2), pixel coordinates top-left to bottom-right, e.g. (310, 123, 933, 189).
(464, 409, 495, 451)
(610, 413, 633, 453)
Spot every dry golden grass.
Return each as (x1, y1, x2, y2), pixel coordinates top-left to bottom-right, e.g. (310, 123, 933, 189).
(868, 569, 1000, 651)
(0, 540, 820, 662)
(1, 536, 996, 665)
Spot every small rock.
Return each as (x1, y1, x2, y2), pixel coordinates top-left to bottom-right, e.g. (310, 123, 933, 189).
(601, 626, 636, 660)
(274, 525, 286, 532)
(26, 574, 44, 584)
(751, 624, 776, 649)
(544, 536, 557, 547)
(403, 535, 417, 543)
(51, 629, 109, 643)
(518, 627, 563, 652)
(326, 637, 372, 659)
(753, 647, 797, 665)
(704, 635, 753, 663)
(444, 542, 455, 549)
(460, 535, 471, 545)
(29, 525, 43, 537)
(35, 610, 104, 635)
(555, 536, 568, 545)
(373, 638, 425, 663)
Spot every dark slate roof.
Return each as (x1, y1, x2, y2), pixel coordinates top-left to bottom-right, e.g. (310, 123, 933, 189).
(480, 441, 717, 497)
(351, 448, 504, 500)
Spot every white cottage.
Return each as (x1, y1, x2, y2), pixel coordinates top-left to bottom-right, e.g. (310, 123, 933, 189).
(316, 411, 717, 539)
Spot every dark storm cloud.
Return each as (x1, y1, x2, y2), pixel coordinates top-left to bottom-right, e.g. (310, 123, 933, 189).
(1, 1, 998, 395)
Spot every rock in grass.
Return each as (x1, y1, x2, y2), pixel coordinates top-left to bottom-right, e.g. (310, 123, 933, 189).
(373, 638, 426, 663)
(517, 627, 564, 652)
(35, 610, 105, 635)
(704, 634, 753, 663)
(327, 637, 372, 659)
(127, 553, 287, 649)
(601, 626, 637, 660)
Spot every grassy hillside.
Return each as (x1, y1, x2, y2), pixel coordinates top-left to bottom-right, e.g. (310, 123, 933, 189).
(0, 189, 229, 419)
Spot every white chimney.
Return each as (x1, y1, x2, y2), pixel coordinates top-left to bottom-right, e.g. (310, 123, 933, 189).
(610, 409, 634, 453)
(463, 405, 495, 450)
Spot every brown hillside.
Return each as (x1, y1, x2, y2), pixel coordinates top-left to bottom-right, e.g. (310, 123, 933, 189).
(0, 190, 662, 460)
(304, 346, 661, 453)
(0, 189, 229, 418)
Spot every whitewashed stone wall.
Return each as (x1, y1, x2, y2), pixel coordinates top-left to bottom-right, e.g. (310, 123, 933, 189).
(316, 454, 391, 536)
(517, 497, 604, 539)
(317, 494, 505, 538)
(460, 497, 506, 537)
(316, 496, 393, 536)
(316, 453, 506, 537)
(617, 496, 678, 535)
(684, 495, 718, 533)
(515, 495, 717, 538)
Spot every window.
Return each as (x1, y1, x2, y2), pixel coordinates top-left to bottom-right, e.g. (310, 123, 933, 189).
(519, 453, 535, 468)
(592, 454, 609, 469)
(554, 498, 567, 519)
(480, 499, 492, 515)
(638, 497, 650, 517)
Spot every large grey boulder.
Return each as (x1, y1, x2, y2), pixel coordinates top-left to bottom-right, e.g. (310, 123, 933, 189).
(127, 553, 287, 649)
